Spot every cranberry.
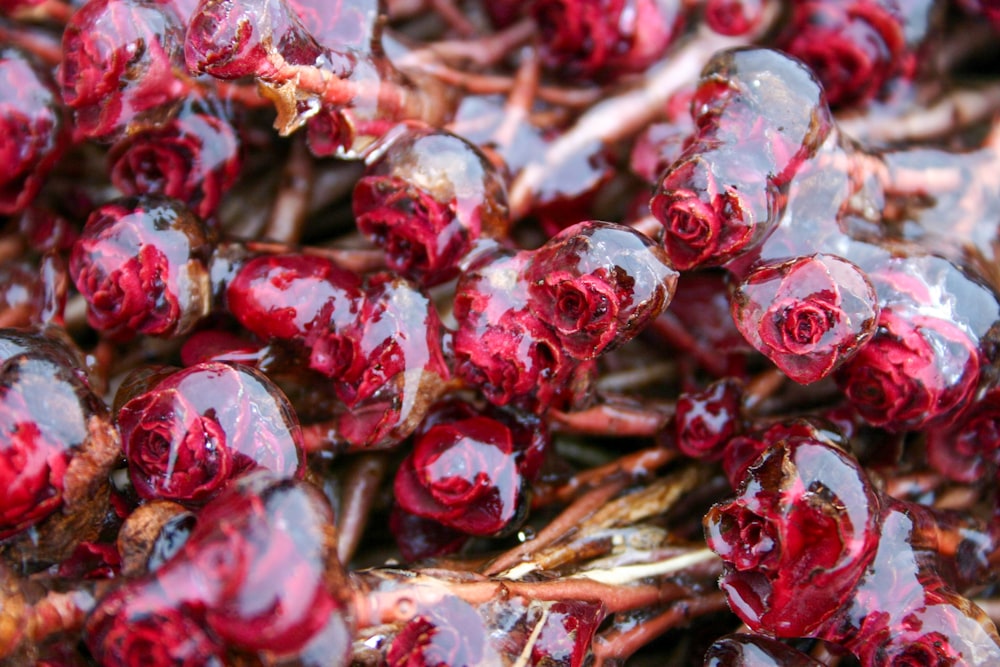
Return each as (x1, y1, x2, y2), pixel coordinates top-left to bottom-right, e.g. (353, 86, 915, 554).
(705, 437, 882, 636)
(523, 220, 678, 360)
(226, 253, 362, 342)
(68, 196, 214, 339)
(673, 377, 744, 461)
(108, 97, 243, 220)
(731, 254, 879, 384)
(353, 124, 510, 286)
(394, 415, 524, 536)
(0, 47, 68, 215)
(531, 0, 684, 80)
(59, 0, 191, 141)
(116, 361, 305, 504)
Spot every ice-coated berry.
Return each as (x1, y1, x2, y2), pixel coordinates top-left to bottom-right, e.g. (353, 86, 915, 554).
(69, 196, 214, 339)
(59, 0, 190, 140)
(523, 220, 678, 360)
(108, 97, 243, 220)
(705, 437, 882, 637)
(226, 253, 362, 342)
(353, 124, 509, 286)
(0, 47, 68, 215)
(731, 254, 879, 384)
(116, 362, 305, 504)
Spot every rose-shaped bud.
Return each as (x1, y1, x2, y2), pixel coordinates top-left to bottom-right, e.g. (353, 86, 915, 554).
(841, 509, 1000, 665)
(777, 0, 911, 108)
(59, 0, 190, 141)
(673, 377, 744, 461)
(108, 97, 243, 220)
(705, 634, 826, 666)
(703, 0, 766, 36)
(925, 385, 1000, 483)
(732, 254, 879, 383)
(386, 595, 497, 667)
(705, 438, 882, 637)
(395, 415, 524, 536)
(311, 273, 451, 448)
(69, 196, 214, 339)
(454, 252, 591, 412)
(354, 125, 510, 286)
(0, 47, 69, 215)
(836, 309, 981, 432)
(117, 362, 305, 504)
(182, 473, 353, 660)
(415, 398, 551, 481)
(720, 418, 847, 489)
(651, 155, 774, 270)
(0, 352, 120, 563)
(523, 220, 678, 359)
(532, 0, 684, 80)
(227, 253, 362, 342)
(84, 584, 227, 667)
(184, 0, 328, 81)
(286, 0, 380, 52)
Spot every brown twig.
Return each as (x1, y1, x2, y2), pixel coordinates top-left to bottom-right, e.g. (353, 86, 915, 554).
(336, 453, 389, 565)
(591, 592, 730, 666)
(486, 478, 630, 576)
(261, 137, 314, 244)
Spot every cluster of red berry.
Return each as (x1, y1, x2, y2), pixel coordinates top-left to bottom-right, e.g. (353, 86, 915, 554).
(2, 0, 1000, 665)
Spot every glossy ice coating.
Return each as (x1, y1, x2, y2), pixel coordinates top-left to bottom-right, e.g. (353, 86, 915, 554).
(69, 196, 214, 338)
(117, 361, 305, 503)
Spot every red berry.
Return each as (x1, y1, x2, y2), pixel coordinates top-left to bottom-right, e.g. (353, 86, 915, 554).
(117, 362, 305, 504)
(0, 47, 68, 215)
(69, 196, 214, 338)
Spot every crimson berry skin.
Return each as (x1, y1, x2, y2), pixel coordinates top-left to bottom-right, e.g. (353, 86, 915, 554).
(651, 48, 834, 271)
(59, 0, 190, 141)
(673, 377, 743, 462)
(731, 254, 879, 384)
(523, 221, 678, 360)
(777, 0, 911, 108)
(117, 362, 305, 505)
(0, 47, 69, 216)
(705, 437, 882, 637)
(394, 415, 524, 537)
(453, 250, 590, 413)
(310, 272, 452, 448)
(108, 98, 243, 220)
(353, 125, 510, 286)
(84, 585, 227, 667)
(69, 196, 214, 339)
(386, 596, 495, 667)
(226, 253, 362, 342)
(531, 0, 684, 80)
(837, 308, 981, 432)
